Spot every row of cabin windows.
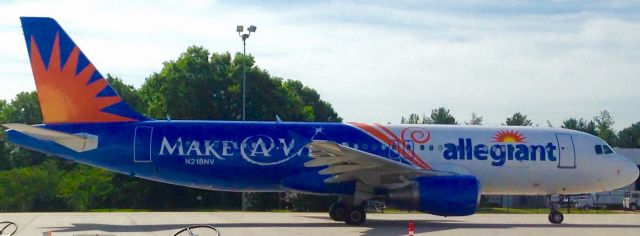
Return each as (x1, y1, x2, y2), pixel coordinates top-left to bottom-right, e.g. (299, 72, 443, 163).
(342, 143, 554, 152)
(594, 145, 614, 155)
(343, 143, 436, 152)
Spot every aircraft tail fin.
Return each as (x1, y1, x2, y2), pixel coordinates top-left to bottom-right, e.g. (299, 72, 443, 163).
(20, 17, 146, 124)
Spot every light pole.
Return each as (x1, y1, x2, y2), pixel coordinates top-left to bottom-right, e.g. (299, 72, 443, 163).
(236, 25, 256, 121)
(237, 24, 256, 211)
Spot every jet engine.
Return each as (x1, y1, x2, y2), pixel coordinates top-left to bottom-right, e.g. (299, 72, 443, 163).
(387, 175, 480, 216)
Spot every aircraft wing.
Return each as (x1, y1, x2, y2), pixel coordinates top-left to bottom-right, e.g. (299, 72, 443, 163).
(3, 123, 98, 152)
(304, 140, 452, 188)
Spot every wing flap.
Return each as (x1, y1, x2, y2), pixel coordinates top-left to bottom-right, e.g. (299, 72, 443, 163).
(305, 140, 451, 187)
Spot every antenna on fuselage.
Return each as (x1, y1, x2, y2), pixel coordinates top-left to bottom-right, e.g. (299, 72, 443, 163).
(166, 114, 171, 121)
(275, 115, 283, 123)
(546, 120, 553, 128)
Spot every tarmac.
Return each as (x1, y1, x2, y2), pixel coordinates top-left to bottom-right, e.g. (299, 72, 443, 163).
(1, 212, 640, 236)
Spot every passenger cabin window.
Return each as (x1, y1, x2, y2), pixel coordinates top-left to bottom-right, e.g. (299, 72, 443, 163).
(595, 145, 603, 155)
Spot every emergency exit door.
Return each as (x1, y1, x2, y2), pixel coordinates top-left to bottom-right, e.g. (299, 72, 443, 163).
(134, 126, 153, 162)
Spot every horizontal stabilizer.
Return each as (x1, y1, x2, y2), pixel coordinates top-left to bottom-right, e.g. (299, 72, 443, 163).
(3, 123, 98, 152)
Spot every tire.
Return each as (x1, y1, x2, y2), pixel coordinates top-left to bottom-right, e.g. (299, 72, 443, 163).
(582, 205, 590, 210)
(329, 203, 346, 221)
(631, 204, 637, 211)
(548, 212, 564, 224)
(344, 206, 366, 226)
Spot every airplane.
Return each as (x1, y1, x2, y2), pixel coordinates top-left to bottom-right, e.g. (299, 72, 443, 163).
(4, 17, 638, 225)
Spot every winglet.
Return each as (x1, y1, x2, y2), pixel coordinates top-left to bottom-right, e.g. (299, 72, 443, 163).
(3, 123, 98, 152)
(20, 17, 146, 124)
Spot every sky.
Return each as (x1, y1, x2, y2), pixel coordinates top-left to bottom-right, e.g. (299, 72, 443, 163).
(0, 0, 639, 130)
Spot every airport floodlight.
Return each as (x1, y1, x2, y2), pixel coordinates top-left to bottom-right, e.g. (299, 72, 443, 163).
(236, 23, 257, 126)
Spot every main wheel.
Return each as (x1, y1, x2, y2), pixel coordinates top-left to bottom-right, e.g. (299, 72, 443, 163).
(344, 206, 366, 225)
(329, 203, 346, 221)
(630, 204, 637, 211)
(548, 212, 564, 224)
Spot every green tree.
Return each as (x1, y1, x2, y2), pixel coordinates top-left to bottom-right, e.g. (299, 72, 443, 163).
(3, 91, 42, 124)
(465, 113, 483, 125)
(0, 92, 47, 168)
(402, 107, 457, 125)
(561, 118, 597, 135)
(617, 122, 640, 148)
(505, 112, 532, 126)
(428, 107, 457, 124)
(57, 166, 114, 211)
(401, 113, 423, 124)
(594, 110, 617, 145)
(140, 48, 339, 123)
(140, 47, 236, 120)
(0, 160, 62, 211)
(106, 74, 146, 113)
(283, 80, 340, 122)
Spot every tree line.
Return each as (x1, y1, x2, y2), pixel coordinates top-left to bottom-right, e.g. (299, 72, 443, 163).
(401, 107, 640, 148)
(0, 46, 339, 212)
(0, 46, 637, 212)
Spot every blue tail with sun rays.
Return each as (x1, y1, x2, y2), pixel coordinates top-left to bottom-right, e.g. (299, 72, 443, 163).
(20, 17, 146, 124)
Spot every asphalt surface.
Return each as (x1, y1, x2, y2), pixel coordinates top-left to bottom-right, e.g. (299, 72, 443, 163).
(1, 212, 640, 235)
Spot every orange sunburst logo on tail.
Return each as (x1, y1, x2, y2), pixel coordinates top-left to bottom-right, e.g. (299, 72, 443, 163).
(492, 130, 526, 143)
(29, 33, 134, 123)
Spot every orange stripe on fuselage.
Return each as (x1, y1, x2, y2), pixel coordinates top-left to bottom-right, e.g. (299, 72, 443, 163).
(350, 122, 431, 170)
(372, 123, 432, 169)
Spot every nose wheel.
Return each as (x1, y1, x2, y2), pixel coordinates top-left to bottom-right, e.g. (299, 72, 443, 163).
(548, 194, 564, 224)
(548, 211, 564, 224)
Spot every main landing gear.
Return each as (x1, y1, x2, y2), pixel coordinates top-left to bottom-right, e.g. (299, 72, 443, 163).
(548, 194, 564, 224)
(329, 202, 367, 225)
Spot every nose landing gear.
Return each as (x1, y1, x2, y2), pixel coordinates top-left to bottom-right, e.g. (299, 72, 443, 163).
(548, 211, 564, 224)
(548, 194, 564, 224)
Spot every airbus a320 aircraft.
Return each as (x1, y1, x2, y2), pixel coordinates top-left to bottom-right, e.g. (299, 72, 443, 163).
(5, 17, 638, 225)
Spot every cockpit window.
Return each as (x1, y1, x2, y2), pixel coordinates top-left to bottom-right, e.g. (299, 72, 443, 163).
(595, 145, 614, 155)
(595, 145, 603, 155)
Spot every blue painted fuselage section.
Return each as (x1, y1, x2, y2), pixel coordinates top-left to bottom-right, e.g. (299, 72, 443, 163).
(6, 121, 406, 195)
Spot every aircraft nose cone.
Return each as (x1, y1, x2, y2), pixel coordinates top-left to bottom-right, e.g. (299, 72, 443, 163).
(616, 155, 639, 187)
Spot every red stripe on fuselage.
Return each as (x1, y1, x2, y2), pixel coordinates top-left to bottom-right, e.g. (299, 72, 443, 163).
(350, 122, 431, 170)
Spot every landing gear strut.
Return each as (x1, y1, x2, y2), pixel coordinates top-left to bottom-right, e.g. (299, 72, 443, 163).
(330, 183, 371, 225)
(548, 195, 564, 224)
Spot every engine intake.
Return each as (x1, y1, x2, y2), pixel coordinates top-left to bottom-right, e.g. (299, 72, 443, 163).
(388, 175, 480, 216)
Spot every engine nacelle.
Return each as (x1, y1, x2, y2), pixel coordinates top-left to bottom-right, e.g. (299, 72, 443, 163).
(388, 175, 480, 216)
